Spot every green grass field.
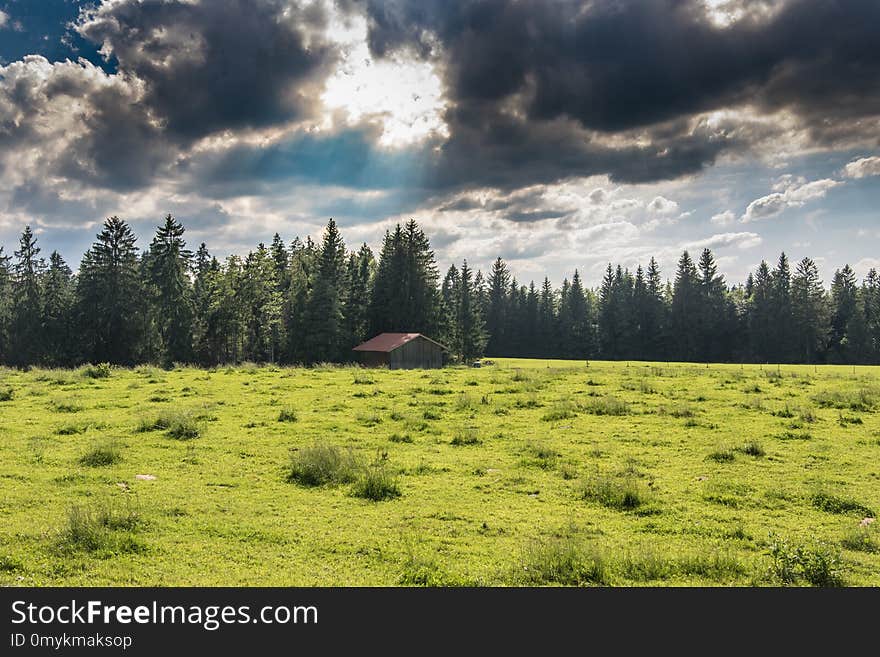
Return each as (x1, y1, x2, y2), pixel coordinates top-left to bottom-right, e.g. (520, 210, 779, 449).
(1, 359, 878, 586)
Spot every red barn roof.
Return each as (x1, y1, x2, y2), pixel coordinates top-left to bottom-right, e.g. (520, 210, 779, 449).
(353, 333, 447, 353)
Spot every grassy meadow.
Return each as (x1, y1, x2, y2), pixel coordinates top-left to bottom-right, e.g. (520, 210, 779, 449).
(0, 359, 878, 586)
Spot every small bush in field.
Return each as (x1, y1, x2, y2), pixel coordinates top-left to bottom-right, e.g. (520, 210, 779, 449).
(287, 443, 359, 487)
(79, 442, 122, 467)
(351, 452, 401, 502)
(277, 407, 298, 422)
(0, 387, 14, 402)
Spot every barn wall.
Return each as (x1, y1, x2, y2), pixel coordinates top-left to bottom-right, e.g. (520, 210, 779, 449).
(359, 351, 389, 368)
(388, 336, 444, 369)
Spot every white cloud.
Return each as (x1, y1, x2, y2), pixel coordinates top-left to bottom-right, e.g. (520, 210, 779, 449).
(0, 10, 8, 29)
(854, 258, 880, 279)
(685, 232, 762, 251)
(710, 210, 736, 226)
(741, 177, 841, 222)
(647, 195, 679, 215)
(843, 156, 880, 179)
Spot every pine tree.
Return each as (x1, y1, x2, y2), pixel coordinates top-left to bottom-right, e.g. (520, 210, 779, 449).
(145, 215, 194, 365)
(343, 243, 375, 351)
(455, 260, 487, 362)
(485, 257, 510, 356)
(11, 226, 46, 366)
(644, 257, 667, 360)
(538, 277, 556, 357)
(748, 261, 774, 362)
(439, 264, 460, 350)
(791, 257, 828, 364)
(303, 219, 347, 363)
(241, 244, 283, 362)
(770, 253, 793, 362)
(42, 251, 75, 366)
(830, 265, 859, 362)
(77, 217, 144, 364)
(285, 237, 318, 363)
(670, 251, 699, 361)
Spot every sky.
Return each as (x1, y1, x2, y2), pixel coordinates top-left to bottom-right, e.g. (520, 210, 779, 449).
(0, 0, 879, 288)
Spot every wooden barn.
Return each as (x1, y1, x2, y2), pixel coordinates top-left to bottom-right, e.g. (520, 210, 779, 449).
(353, 333, 447, 369)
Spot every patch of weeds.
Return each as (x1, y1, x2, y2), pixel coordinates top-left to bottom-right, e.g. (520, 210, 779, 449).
(513, 393, 543, 409)
(524, 442, 559, 469)
(79, 441, 123, 467)
(0, 555, 23, 573)
(136, 408, 201, 439)
(813, 388, 877, 412)
(584, 396, 630, 416)
(454, 393, 477, 411)
(776, 431, 812, 441)
(80, 363, 112, 379)
(450, 427, 481, 446)
(676, 552, 746, 581)
(619, 550, 673, 582)
(735, 441, 765, 457)
(351, 452, 401, 501)
(277, 407, 298, 422)
(51, 398, 83, 413)
(659, 404, 695, 418)
(422, 407, 443, 420)
(770, 405, 795, 418)
(399, 545, 450, 586)
(352, 373, 374, 385)
(581, 474, 649, 511)
(56, 422, 89, 436)
(840, 527, 878, 553)
(811, 492, 874, 517)
(518, 536, 608, 586)
(389, 410, 405, 421)
(287, 443, 360, 487)
(767, 535, 845, 587)
(838, 414, 863, 426)
(389, 432, 414, 444)
(558, 463, 578, 480)
(541, 400, 577, 422)
(56, 498, 145, 556)
(707, 447, 736, 463)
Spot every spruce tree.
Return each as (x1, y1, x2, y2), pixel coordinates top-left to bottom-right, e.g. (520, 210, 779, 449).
(455, 260, 487, 362)
(670, 251, 699, 361)
(146, 215, 194, 365)
(42, 251, 75, 366)
(11, 226, 46, 366)
(791, 257, 828, 364)
(77, 217, 144, 364)
(343, 243, 375, 351)
(303, 219, 347, 363)
(485, 257, 510, 356)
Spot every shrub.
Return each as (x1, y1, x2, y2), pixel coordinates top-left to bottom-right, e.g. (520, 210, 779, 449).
(277, 407, 298, 422)
(0, 387, 14, 402)
(351, 453, 401, 501)
(519, 537, 607, 586)
(450, 427, 480, 446)
(811, 492, 874, 517)
(581, 474, 649, 511)
(79, 442, 122, 467)
(767, 535, 844, 587)
(81, 363, 112, 379)
(287, 443, 359, 487)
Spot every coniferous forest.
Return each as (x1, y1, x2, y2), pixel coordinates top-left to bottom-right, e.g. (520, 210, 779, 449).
(0, 215, 877, 368)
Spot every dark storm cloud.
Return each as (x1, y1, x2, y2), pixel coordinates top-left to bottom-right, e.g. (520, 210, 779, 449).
(77, 0, 336, 141)
(345, 0, 880, 188)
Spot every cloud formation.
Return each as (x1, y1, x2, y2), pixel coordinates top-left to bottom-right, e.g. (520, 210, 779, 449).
(843, 156, 880, 179)
(741, 177, 840, 222)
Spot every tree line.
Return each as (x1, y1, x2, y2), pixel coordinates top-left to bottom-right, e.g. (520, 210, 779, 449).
(0, 215, 877, 367)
